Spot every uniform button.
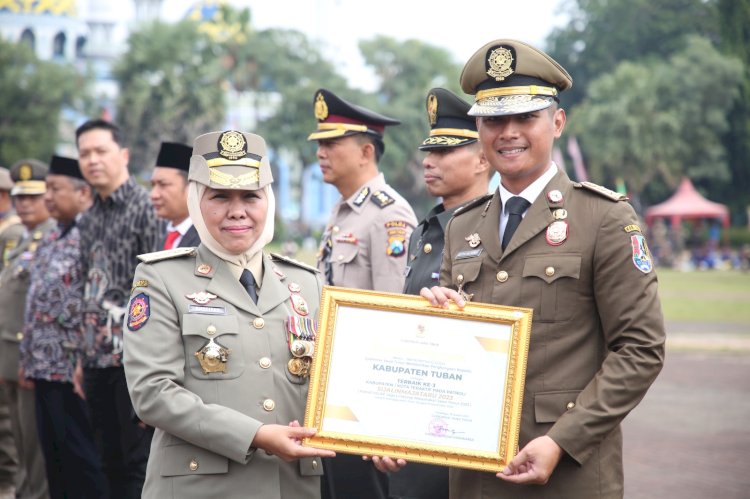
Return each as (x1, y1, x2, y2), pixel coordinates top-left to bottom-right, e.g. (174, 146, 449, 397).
(545, 266, 555, 277)
(259, 357, 271, 369)
(253, 318, 265, 329)
(15, 332, 23, 341)
(206, 325, 217, 336)
(189, 459, 199, 471)
(337, 254, 343, 261)
(566, 401, 575, 410)
(423, 243, 432, 254)
(496, 271, 508, 282)
(456, 274, 464, 284)
(332, 226, 340, 233)
(263, 399, 275, 411)
(312, 459, 318, 469)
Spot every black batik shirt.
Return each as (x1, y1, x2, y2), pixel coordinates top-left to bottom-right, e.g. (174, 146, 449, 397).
(79, 177, 165, 368)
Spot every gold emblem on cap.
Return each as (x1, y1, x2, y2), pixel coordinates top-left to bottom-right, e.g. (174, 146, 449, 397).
(427, 93, 438, 126)
(218, 131, 247, 160)
(314, 93, 329, 121)
(19, 164, 32, 181)
(487, 46, 514, 81)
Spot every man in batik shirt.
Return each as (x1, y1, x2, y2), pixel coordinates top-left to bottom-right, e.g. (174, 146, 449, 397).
(20, 155, 106, 499)
(76, 120, 164, 499)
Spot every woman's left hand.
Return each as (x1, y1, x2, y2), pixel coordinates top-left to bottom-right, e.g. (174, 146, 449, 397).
(252, 424, 336, 462)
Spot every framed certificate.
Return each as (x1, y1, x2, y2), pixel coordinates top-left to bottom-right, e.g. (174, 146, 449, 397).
(303, 286, 532, 473)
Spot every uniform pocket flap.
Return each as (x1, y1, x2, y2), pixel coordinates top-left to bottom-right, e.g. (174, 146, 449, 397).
(160, 444, 229, 476)
(332, 242, 359, 264)
(451, 260, 482, 285)
(299, 457, 324, 476)
(522, 254, 581, 284)
(181, 314, 238, 339)
(534, 390, 581, 423)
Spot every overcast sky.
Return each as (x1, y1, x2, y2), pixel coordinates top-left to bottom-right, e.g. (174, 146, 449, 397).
(103, 0, 568, 90)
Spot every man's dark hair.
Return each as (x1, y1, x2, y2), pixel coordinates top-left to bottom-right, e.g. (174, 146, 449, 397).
(75, 119, 126, 148)
(354, 133, 384, 163)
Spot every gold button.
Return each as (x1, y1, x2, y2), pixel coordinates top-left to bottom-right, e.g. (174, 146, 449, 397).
(332, 226, 340, 233)
(312, 459, 318, 469)
(189, 459, 199, 471)
(423, 243, 432, 254)
(566, 401, 575, 410)
(253, 318, 265, 329)
(206, 325, 217, 336)
(15, 332, 23, 341)
(259, 357, 271, 369)
(337, 254, 343, 261)
(496, 271, 508, 282)
(263, 399, 275, 411)
(456, 274, 464, 284)
(545, 266, 555, 277)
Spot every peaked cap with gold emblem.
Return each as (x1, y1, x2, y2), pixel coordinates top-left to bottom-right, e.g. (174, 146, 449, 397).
(307, 88, 400, 141)
(9, 158, 47, 196)
(419, 88, 477, 151)
(460, 39, 572, 117)
(189, 130, 273, 190)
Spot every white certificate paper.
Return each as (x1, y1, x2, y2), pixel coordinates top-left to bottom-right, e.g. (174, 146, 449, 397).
(304, 286, 532, 472)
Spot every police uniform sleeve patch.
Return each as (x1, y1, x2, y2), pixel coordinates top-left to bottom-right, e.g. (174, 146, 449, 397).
(371, 190, 395, 208)
(385, 220, 407, 257)
(630, 234, 653, 274)
(127, 293, 150, 331)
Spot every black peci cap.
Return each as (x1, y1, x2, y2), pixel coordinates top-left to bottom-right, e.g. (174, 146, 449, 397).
(49, 155, 84, 180)
(155, 142, 192, 172)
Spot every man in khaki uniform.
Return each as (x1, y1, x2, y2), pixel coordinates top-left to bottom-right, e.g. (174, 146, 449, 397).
(0, 168, 22, 499)
(419, 40, 665, 498)
(0, 169, 23, 270)
(124, 130, 334, 499)
(310, 88, 417, 294)
(0, 159, 54, 499)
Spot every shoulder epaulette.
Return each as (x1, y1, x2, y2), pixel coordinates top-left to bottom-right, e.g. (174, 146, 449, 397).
(370, 190, 395, 208)
(575, 181, 628, 202)
(270, 253, 319, 273)
(137, 247, 196, 263)
(453, 194, 493, 217)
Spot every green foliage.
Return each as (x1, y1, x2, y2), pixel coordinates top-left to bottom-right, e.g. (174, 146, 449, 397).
(716, 0, 750, 223)
(359, 36, 464, 216)
(547, 0, 719, 108)
(569, 36, 743, 206)
(0, 39, 86, 166)
(113, 20, 226, 172)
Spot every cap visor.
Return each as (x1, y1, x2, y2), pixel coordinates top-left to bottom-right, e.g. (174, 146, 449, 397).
(468, 95, 554, 117)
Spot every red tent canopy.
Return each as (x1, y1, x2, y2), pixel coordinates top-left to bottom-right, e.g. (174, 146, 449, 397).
(645, 177, 729, 228)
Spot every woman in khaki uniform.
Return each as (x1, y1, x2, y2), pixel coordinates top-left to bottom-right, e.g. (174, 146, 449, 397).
(123, 131, 334, 499)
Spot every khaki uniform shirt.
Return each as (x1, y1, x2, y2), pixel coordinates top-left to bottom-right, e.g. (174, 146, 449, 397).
(123, 245, 323, 499)
(317, 174, 416, 293)
(441, 171, 665, 499)
(0, 213, 23, 271)
(0, 219, 56, 380)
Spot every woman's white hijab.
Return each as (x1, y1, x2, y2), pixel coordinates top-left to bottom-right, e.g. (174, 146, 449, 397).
(187, 181, 275, 282)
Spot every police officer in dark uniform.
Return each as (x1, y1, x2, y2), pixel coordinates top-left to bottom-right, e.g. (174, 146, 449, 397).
(401, 88, 491, 298)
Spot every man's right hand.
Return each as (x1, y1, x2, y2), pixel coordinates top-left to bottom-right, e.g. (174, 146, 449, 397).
(420, 286, 466, 309)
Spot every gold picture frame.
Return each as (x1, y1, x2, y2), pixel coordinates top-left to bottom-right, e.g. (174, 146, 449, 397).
(303, 286, 532, 473)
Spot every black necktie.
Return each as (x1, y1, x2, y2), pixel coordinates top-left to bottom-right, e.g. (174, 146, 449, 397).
(239, 269, 258, 304)
(502, 196, 531, 250)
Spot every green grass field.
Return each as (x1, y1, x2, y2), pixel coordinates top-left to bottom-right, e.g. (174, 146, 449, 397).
(657, 269, 750, 324)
